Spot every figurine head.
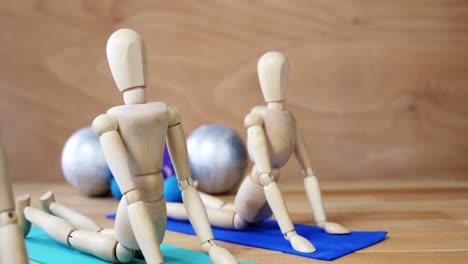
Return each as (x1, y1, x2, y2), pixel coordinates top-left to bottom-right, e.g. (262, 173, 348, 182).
(257, 51, 288, 103)
(106, 28, 147, 104)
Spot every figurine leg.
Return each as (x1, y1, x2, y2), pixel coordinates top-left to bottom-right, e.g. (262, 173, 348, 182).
(197, 191, 234, 210)
(167, 167, 275, 230)
(16, 197, 134, 263)
(115, 194, 167, 250)
(167, 201, 247, 230)
(40, 191, 103, 232)
(166, 178, 251, 229)
(233, 168, 274, 224)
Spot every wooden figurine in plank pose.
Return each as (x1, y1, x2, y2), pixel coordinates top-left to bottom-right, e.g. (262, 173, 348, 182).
(168, 51, 349, 253)
(15, 28, 237, 264)
(0, 141, 29, 264)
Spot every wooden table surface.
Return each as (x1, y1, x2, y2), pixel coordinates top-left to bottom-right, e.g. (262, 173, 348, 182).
(13, 179, 468, 264)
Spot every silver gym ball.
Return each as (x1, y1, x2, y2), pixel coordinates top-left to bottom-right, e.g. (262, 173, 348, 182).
(61, 127, 112, 196)
(187, 124, 247, 194)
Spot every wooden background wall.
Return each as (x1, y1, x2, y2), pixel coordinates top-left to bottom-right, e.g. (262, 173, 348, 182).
(1, 0, 468, 182)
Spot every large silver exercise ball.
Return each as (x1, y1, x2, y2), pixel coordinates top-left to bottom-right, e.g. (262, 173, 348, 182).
(61, 127, 112, 196)
(187, 124, 247, 194)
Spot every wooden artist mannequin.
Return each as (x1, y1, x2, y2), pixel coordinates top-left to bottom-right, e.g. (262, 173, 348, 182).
(0, 141, 29, 264)
(167, 51, 349, 253)
(15, 28, 236, 264)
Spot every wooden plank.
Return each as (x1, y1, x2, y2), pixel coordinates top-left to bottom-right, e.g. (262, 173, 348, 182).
(1, 1, 468, 182)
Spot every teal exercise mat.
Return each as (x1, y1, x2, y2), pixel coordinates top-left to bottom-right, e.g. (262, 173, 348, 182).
(25, 226, 258, 264)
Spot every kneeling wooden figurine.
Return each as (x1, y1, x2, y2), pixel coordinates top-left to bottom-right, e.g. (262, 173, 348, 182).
(15, 29, 237, 264)
(168, 51, 349, 253)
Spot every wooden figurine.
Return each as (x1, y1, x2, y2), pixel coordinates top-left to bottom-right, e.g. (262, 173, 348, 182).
(0, 140, 29, 264)
(15, 28, 237, 264)
(167, 51, 349, 253)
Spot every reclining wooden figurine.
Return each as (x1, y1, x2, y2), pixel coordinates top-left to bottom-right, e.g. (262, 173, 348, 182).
(0, 140, 29, 264)
(15, 28, 237, 264)
(167, 51, 349, 253)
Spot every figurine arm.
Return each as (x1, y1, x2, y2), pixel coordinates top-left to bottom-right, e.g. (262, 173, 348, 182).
(295, 128, 349, 234)
(166, 107, 236, 264)
(92, 114, 164, 263)
(245, 113, 315, 252)
(294, 128, 326, 224)
(0, 141, 29, 264)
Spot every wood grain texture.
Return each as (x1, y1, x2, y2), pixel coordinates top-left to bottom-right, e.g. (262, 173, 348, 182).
(12, 180, 468, 263)
(1, 0, 468, 181)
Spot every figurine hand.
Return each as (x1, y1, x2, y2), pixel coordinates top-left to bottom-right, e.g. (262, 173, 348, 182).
(317, 221, 350, 234)
(207, 244, 237, 264)
(288, 233, 316, 253)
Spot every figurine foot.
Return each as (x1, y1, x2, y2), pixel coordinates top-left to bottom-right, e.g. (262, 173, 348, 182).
(286, 231, 316, 253)
(15, 194, 32, 237)
(39, 190, 55, 214)
(317, 221, 350, 234)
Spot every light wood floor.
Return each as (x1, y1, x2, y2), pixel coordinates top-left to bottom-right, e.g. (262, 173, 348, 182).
(13, 180, 468, 264)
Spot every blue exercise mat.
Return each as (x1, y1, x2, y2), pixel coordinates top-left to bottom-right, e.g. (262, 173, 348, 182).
(26, 225, 257, 264)
(107, 214, 387, 261)
(165, 218, 387, 261)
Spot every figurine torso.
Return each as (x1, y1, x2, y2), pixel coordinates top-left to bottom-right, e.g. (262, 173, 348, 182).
(235, 106, 297, 223)
(249, 105, 297, 169)
(107, 102, 168, 177)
